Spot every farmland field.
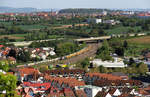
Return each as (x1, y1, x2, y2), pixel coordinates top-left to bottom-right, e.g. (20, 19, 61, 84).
(105, 26, 141, 35)
(127, 36, 150, 45)
(0, 34, 26, 41)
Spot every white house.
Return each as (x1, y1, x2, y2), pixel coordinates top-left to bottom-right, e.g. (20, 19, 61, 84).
(87, 18, 102, 24)
(103, 20, 120, 25)
(109, 88, 121, 96)
(91, 57, 127, 68)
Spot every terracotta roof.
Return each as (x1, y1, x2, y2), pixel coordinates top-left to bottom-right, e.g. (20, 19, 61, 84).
(139, 86, 150, 96)
(75, 90, 87, 97)
(95, 91, 110, 97)
(94, 79, 142, 87)
(18, 67, 40, 77)
(85, 73, 122, 80)
(44, 74, 85, 88)
(45, 69, 85, 75)
(23, 82, 51, 91)
(0, 45, 4, 48)
(64, 88, 75, 97)
(122, 87, 133, 93)
(108, 88, 117, 95)
(118, 93, 136, 97)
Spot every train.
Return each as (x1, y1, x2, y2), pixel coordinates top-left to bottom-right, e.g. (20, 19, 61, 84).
(61, 45, 92, 60)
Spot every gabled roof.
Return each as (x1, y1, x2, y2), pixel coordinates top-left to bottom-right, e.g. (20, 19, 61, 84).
(64, 88, 75, 97)
(122, 87, 134, 93)
(23, 82, 51, 91)
(75, 90, 87, 97)
(44, 75, 85, 88)
(95, 91, 111, 97)
(118, 93, 136, 97)
(18, 67, 40, 77)
(108, 88, 117, 95)
(85, 73, 122, 80)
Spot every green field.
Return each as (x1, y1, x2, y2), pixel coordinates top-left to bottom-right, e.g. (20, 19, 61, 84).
(17, 25, 48, 30)
(105, 26, 141, 35)
(123, 36, 150, 57)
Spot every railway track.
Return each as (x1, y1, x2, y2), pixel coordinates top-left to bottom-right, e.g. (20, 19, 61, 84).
(61, 43, 101, 64)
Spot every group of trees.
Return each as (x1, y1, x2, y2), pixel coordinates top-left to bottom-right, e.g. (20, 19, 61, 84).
(56, 41, 82, 57)
(0, 24, 26, 35)
(96, 40, 113, 61)
(0, 60, 17, 97)
(109, 38, 129, 56)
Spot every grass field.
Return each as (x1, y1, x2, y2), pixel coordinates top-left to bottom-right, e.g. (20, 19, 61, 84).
(127, 36, 150, 45)
(0, 34, 27, 41)
(17, 25, 48, 30)
(105, 26, 141, 35)
(123, 36, 150, 57)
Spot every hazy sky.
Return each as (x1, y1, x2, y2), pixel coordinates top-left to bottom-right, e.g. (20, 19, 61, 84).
(1, 0, 150, 9)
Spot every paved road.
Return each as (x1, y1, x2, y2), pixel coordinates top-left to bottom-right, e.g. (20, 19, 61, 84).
(8, 38, 64, 46)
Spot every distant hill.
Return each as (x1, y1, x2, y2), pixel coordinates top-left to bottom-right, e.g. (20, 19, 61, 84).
(58, 8, 111, 14)
(0, 6, 59, 13)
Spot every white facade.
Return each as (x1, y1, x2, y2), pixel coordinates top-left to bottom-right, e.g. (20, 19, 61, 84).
(102, 11, 107, 16)
(91, 58, 127, 68)
(87, 18, 102, 24)
(105, 93, 112, 97)
(113, 89, 121, 96)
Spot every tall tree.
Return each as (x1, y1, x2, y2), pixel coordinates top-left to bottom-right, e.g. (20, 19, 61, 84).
(0, 74, 17, 96)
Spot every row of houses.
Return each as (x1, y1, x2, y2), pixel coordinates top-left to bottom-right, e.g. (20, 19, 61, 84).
(4, 67, 150, 97)
(0, 45, 56, 65)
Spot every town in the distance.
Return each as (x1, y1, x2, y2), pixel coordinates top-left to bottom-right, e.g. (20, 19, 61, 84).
(1, 7, 150, 97)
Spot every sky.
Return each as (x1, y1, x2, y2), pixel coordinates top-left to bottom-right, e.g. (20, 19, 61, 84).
(1, 0, 150, 9)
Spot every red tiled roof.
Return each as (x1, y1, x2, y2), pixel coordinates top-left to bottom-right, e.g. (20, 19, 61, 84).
(23, 82, 51, 91)
(0, 45, 4, 48)
(75, 90, 87, 97)
(95, 91, 109, 97)
(85, 73, 122, 80)
(18, 67, 39, 77)
(109, 88, 117, 95)
(64, 88, 75, 97)
(44, 74, 85, 87)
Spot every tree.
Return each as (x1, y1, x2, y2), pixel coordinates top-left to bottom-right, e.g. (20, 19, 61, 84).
(142, 23, 150, 31)
(138, 63, 149, 75)
(98, 28, 105, 36)
(115, 47, 124, 56)
(81, 58, 90, 68)
(0, 60, 9, 72)
(0, 73, 17, 96)
(96, 40, 112, 61)
(123, 40, 128, 49)
(7, 49, 16, 58)
(129, 58, 135, 66)
(16, 50, 30, 62)
(98, 65, 108, 73)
